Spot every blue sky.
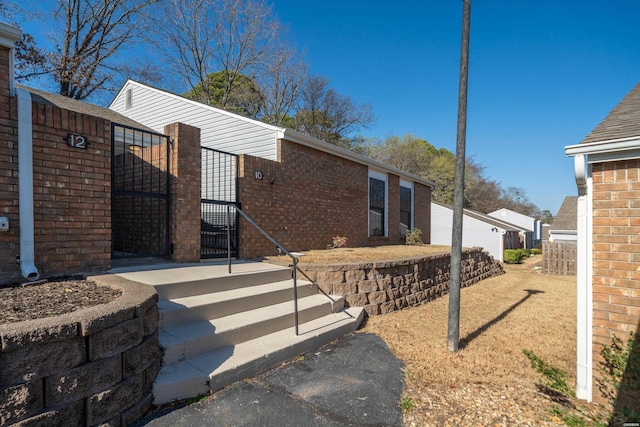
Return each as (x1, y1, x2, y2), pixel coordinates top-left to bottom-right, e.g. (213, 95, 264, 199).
(14, 1, 639, 215)
(269, 0, 640, 214)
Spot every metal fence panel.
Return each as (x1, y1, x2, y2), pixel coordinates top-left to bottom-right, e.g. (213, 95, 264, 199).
(201, 147, 238, 258)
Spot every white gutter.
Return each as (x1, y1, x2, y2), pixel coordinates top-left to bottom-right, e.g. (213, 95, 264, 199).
(16, 88, 40, 281)
(566, 136, 640, 161)
(572, 154, 592, 401)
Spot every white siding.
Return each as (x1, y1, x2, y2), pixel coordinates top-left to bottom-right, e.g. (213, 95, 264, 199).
(431, 203, 505, 262)
(110, 81, 278, 160)
(488, 208, 535, 231)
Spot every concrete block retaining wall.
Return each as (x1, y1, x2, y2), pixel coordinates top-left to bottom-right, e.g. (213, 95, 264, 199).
(298, 248, 504, 317)
(0, 276, 160, 426)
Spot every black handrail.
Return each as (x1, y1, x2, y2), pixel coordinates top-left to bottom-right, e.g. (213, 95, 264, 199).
(225, 203, 301, 336)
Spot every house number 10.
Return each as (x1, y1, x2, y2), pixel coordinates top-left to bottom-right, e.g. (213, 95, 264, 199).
(67, 134, 87, 149)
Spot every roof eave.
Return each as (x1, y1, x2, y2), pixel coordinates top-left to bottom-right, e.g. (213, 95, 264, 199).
(566, 136, 640, 163)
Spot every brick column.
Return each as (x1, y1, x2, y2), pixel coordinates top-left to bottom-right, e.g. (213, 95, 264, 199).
(164, 123, 201, 262)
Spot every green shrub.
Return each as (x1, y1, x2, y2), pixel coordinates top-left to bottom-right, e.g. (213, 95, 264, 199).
(405, 228, 423, 245)
(504, 249, 526, 264)
(531, 248, 542, 255)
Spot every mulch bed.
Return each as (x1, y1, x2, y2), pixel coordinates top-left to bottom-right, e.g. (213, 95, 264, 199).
(0, 280, 122, 324)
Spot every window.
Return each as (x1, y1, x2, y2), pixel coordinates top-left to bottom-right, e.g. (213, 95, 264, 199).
(369, 172, 387, 237)
(400, 184, 412, 237)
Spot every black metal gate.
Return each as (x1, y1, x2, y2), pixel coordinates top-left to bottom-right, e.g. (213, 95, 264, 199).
(201, 147, 238, 258)
(111, 124, 171, 258)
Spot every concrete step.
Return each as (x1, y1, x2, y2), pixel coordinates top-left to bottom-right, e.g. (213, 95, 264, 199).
(152, 307, 365, 405)
(152, 266, 293, 300)
(160, 294, 346, 365)
(158, 279, 316, 329)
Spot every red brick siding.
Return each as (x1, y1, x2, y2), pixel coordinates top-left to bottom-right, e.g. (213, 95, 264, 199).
(0, 97, 111, 284)
(415, 183, 431, 243)
(237, 139, 432, 258)
(591, 159, 640, 404)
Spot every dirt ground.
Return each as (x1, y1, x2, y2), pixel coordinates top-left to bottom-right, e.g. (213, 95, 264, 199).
(0, 280, 121, 324)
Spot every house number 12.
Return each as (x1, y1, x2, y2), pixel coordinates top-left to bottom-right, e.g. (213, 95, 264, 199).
(67, 134, 87, 149)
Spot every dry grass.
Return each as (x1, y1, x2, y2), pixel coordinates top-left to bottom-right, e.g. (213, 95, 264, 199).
(265, 244, 452, 264)
(362, 256, 575, 388)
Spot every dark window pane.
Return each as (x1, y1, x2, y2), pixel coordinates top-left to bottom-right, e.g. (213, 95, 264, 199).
(400, 186, 412, 234)
(369, 177, 385, 236)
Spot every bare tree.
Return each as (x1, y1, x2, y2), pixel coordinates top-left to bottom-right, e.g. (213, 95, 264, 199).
(12, 0, 159, 100)
(213, 0, 278, 109)
(295, 75, 374, 147)
(165, 0, 217, 104)
(259, 41, 307, 126)
(165, 0, 307, 121)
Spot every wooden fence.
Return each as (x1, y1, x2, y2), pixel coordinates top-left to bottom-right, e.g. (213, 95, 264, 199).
(542, 240, 577, 275)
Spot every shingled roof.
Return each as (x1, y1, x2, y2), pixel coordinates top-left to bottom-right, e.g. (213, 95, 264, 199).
(550, 196, 577, 232)
(581, 82, 640, 144)
(17, 84, 155, 133)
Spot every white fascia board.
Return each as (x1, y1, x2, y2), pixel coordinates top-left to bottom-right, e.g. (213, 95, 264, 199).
(565, 136, 640, 162)
(549, 230, 577, 235)
(280, 128, 435, 188)
(0, 22, 21, 47)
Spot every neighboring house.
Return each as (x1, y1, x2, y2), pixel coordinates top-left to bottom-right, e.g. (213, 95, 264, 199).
(488, 208, 542, 248)
(548, 196, 577, 242)
(430, 201, 524, 262)
(109, 80, 435, 258)
(565, 81, 640, 406)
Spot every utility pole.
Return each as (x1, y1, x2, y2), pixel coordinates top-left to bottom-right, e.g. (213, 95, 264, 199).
(448, 0, 471, 352)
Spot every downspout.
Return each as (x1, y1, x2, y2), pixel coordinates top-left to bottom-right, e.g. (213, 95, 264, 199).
(16, 88, 40, 281)
(573, 154, 592, 401)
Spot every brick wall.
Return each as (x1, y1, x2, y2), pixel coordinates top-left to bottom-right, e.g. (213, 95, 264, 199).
(237, 139, 432, 258)
(415, 182, 431, 243)
(165, 122, 201, 262)
(0, 79, 111, 284)
(591, 159, 640, 404)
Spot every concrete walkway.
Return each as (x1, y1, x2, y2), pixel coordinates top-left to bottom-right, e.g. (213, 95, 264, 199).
(133, 333, 405, 426)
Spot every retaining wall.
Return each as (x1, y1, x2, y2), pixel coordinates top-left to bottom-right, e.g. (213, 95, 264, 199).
(0, 276, 160, 426)
(297, 248, 504, 316)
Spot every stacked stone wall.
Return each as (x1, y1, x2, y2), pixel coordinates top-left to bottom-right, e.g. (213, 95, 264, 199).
(297, 248, 504, 316)
(0, 277, 160, 426)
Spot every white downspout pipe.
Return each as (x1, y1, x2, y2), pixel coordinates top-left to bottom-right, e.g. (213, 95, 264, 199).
(573, 154, 592, 401)
(16, 88, 40, 281)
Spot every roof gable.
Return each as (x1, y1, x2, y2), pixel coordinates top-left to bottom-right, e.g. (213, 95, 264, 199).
(550, 196, 577, 231)
(581, 82, 640, 144)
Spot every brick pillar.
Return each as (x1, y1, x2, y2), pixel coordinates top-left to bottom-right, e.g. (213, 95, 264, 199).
(415, 183, 432, 243)
(164, 123, 201, 262)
